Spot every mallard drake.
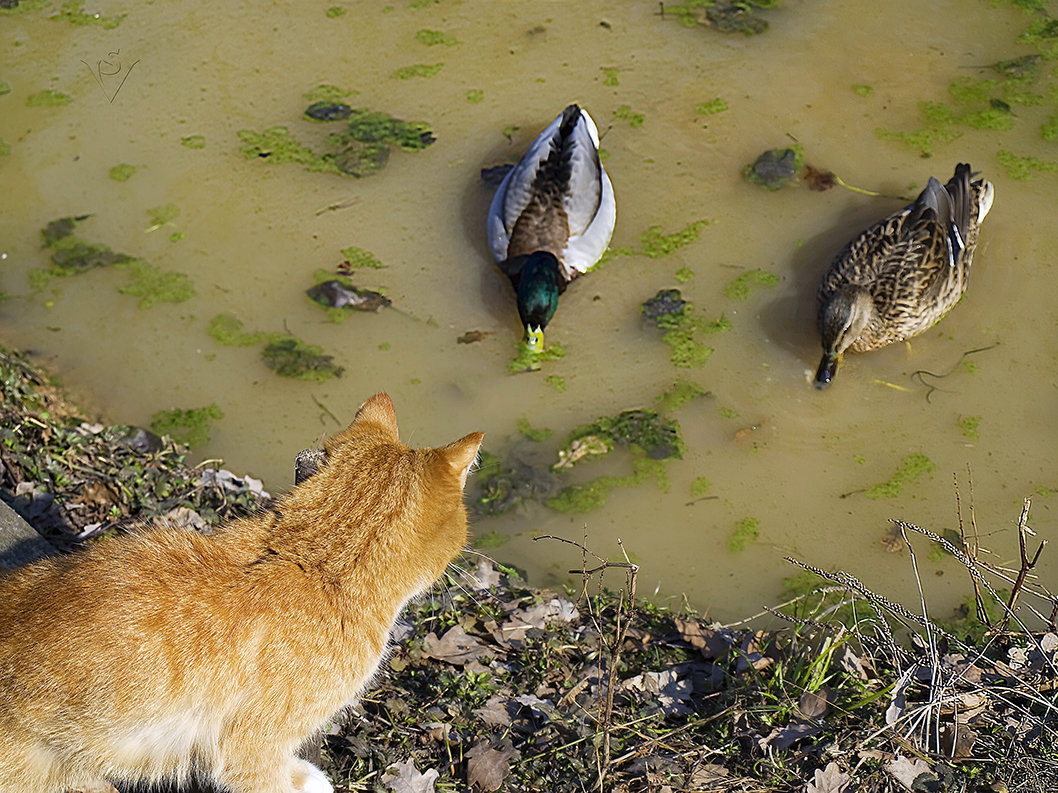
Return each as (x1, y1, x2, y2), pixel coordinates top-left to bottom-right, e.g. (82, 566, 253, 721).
(487, 104, 616, 352)
(813, 163, 994, 389)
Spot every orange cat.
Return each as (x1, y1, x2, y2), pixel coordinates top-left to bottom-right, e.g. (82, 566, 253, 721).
(0, 393, 483, 793)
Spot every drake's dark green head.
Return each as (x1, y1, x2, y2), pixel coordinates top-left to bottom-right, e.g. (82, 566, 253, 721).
(516, 251, 561, 351)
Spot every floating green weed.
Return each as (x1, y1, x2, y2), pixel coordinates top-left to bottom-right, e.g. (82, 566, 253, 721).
(150, 404, 223, 448)
(473, 530, 509, 549)
(26, 90, 72, 107)
(600, 68, 619, 86)
(340, 246, 385, 269)
(675, 267, 694, 283)
(0, 140, 9, 157)
(508, 341, 565, 373)
(181, 135, 206, 149)
(690, 476, 710, 497)
(238, 127, 338, 172)
(304, 84, 357, 103)
(261, 336, 343, 382)
(116, 261, 195, 308)
(655, 380, 705, 411)
(206, 314, 269, 347)
(852, 84, 874, 97)
(146, 203, 180, 231)
(466, 89, 484, 104)
(326, 6, 346, 17)
(613, 104, 645, 128)
(997, 149, 1058, 179)
(864, 453, 937, 499)
(56, 0, 124, 27)
(724, 269, 780, 300)
(727, 517, 759, 552)
(108, 163, 138, 182)
(958, 415, 981, 442)
(548, 455, 669, 514)
(719, 406, 738, 419)
(545, 375, 566, 392)
(416, 29, 457, 45)
(696, 97, 728, 115)
(517, 419, 553, 442)
(392, 64, 443, 79)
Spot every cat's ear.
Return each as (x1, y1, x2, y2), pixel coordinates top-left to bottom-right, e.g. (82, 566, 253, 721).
(353, 393, 399, 440)
(443, 432, 485, 489)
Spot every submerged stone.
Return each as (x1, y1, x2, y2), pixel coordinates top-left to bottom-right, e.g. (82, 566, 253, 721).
(743, 147, 804, 190)
(304, 101, 352, 122)
(307, 280, 390, 312)
(261, 336, 343, 382)
(641, 289, 687, 327)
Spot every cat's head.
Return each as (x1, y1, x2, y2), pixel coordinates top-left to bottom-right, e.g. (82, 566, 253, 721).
(296, 393, 483, 590)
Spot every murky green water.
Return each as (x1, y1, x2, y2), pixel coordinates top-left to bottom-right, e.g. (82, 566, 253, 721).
(2, 0, 1056, 621)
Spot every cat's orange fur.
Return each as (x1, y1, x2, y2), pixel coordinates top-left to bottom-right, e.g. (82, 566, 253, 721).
(0, 393, 483, 793)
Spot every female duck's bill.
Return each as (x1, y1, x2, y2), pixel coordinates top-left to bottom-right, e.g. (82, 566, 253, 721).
(813, 163, 994, 390)
(486, 104, 616, 353)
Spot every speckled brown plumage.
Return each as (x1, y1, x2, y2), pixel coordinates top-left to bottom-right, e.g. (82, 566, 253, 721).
(814, 163, 994, 389)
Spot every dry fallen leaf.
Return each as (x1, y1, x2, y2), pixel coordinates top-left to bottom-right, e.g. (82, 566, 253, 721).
(674, 617, 732, 660)
(466, 738, 520, 792)
(422, 625, 491, 666)
(382, 759, 440, 793)
(798, 688, 830, 720)
(805, 761, 852, 793)
(884, 755, 936, 791)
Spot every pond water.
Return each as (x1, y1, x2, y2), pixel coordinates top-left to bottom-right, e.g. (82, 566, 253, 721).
(2, 0, 1056, 622)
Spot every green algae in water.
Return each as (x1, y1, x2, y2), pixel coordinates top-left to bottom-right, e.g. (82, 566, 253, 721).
(116, 261, 195, 308)
(600, 67, 619, 87)
(517, 418, 553, 442)
(0, 82, 9, 96)
(724, 269, 780, 300)
(719, 406, 738, 419)
(864, 453, 937, 500)
(640, 221, 708, 258)
(392, 64, 443, 79)
(545, 375, 567, 392)
(655, 380, 705, 411)
(466, 89, 484, 104)
(675, 267, 694, 283)
(852, 84, 874, 97)
(547, 456, 669, 515)
(415, 29, 458, 46)
(303, 84, 357, 103)
(147, 203, 180, 230)
(690, 476, 710, 497)
(997, 149, 1058, 180)
(959, 415, 981, 442)
(343, 109, 435, 150)
(340, 246, 385, 269)
(26, 90, 72, 107)
(949, 77, 996, 105)
(325, 6, 346, 17)
(261, 336, 343, 382)
(663, 328, 713, 368)
(0, 139, 10, 157)
(508, 340, 565, 373)
(696, 98, 728, 115)
(206, 314, 269, 347)
(108, 163, 138, 182)
(473, 530, 509, 549)
(613, 104, 645, 128)
(181, 135, 206, 149)
(237, 127, 339, 173)
(56, 0, 125, 28)
(727, 517, 759, 552)
(150, 404, 223, 448)
(568, 409, 683, 460)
